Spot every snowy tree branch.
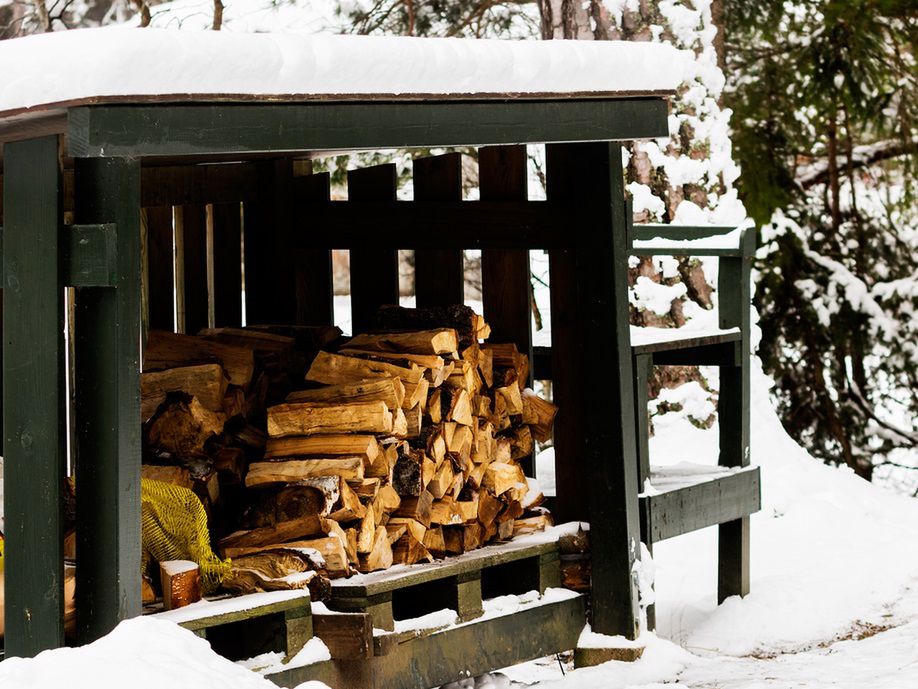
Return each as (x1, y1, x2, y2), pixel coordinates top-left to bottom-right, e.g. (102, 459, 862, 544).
(797, 137, 918, 189)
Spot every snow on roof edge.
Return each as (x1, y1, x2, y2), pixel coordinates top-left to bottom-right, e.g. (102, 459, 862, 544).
(0, 28, 687, 118)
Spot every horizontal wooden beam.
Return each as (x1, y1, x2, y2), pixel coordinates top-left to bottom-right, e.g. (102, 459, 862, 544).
(640, 466, 760, 543)
(630, 225, 756, 258)
(67, 98, 670, 158)
(301, 201, 573, 250)
(140, 163, 259, 206)
(0, 223, 117, 287)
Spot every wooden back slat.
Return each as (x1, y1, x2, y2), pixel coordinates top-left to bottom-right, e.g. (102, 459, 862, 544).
(145, 205, 174, 331)
(412, 153, 464, 307)
(212, 201, 243, 328)
(347, 164, 399, 334)
(295, 172, 334, 326)
(176, 204, 208, 334)
(479, 145, 533, 475)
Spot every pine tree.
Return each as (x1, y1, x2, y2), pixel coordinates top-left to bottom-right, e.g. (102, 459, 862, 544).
(726, 0, 917, 487)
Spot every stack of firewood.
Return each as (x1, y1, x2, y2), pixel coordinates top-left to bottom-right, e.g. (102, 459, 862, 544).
(139, 305, 557, 594)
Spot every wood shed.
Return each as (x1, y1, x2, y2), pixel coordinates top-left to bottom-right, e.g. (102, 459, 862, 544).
(0, 27, 760, 687)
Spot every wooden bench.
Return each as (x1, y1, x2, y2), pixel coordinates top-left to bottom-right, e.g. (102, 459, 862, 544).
(150, 590, 313, 661)
(628, 223, 760, 626)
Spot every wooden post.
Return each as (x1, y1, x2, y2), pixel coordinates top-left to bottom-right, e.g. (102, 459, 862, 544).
(347, 164, 399, 334)
(294, 173, 334, 326)
(2, 135, 66, 656)
(716, 247, 752, 602)
(413, 153, 464, 307)
(547, 142, 641, 639)
(73, 156, 143, 644)
(479, 146, 533, 476)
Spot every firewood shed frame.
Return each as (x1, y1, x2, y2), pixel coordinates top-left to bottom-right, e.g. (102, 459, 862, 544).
(0, 81, 760, 681)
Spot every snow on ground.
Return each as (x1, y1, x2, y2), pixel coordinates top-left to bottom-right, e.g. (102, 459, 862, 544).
(472, 358, 918, 688)
(0, 616, 329, 689)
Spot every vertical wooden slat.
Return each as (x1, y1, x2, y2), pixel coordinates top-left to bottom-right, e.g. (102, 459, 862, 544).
(546, 142, 641, 639)
(212, 202, 243, 327)
(347, 164, 398, 334)
(717, 251, 752, 602)
(73, 155, 142, 644)
(176, 204, 207, 334)
(479, 145, 533, 475)
(244, 159, 297, 325)
(3, 135, 66, 656)
(145, 205, 175, 331)
(294, 173, 334, 325)
(413, 153, 464, 307)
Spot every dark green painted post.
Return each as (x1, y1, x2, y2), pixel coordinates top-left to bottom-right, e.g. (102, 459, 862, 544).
(73, 156, 143, 643)
(716, 235, 752, 602)
(2, 135, 66, 656)
(547, 142, 642, 638)
(633, 352, 655, 630)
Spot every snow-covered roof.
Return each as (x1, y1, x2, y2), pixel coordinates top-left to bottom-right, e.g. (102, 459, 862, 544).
(0, 27, 686, 118)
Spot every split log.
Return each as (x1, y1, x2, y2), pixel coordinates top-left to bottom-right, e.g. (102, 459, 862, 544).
(160, 561, 201, 610)
(306, 351, 423, 386)
(508, 426, 534, 461)
(146, 393, 226, 456)
(223, 537, 350, 577)
(344, 329, 458, 355)
(141, 464, 194, 489)
(145, 330, 255, 388)
(222, 566, 318, 597)
(513, 515, 552, 537)
(392, 532, 433, 565)
(477, 491, 503, 525)
(267, 401, 393, 438)
(245, 457, 365, 487)
(357, 526, 393, 573)
(356, 505, 377, 554)
(393, 491, 434, 527)
(328, 479, 367, 521)
(264, 434, 380, 463)
(522, 389, 558, 442)
(142, 364, 227, 422)
(222, 385, 247, 417)
(376, 484, 402, 514)
(392, 449, 424, 497)
(374, 305, 479, 348)
(402, 377, 430, 409)
(286, 378, 405, 411)
(218, 516, 326, 556)
(494, 385, 523, 416)
(430, 499, 463, 526)
(240, 477, 340, 528)
(423, 526, 446, 558)
(441, 388, 473, 426)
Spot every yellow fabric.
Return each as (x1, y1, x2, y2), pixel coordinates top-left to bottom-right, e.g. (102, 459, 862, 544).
(0, 535, 4, 574)
(141, 478, 230, 594)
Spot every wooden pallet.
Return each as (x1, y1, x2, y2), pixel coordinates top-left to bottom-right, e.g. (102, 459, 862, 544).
(326, 536, 562, 633)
